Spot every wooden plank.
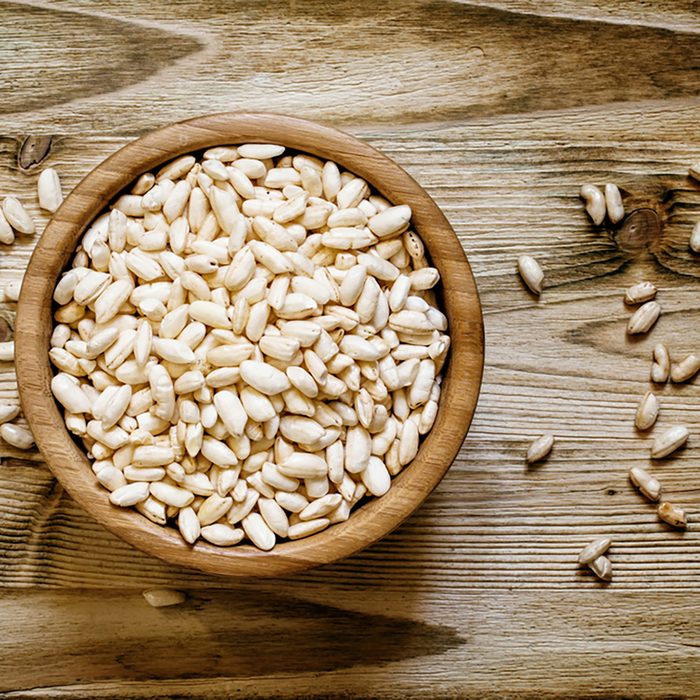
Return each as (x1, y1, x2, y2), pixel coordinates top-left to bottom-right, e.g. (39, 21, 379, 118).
(2, 0, 700, 132)
(1, 0, 700, 695)
(0, 589, 698, 698)
(0, 112, 699, 587)
(2, 451, 700, 589)
(470, 0, 700, 30)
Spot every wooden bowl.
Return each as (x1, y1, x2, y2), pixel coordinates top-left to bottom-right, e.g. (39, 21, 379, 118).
(15, 113, 484, 576)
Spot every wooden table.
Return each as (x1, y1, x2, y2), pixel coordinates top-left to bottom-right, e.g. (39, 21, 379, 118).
(1, 1, 699, 697)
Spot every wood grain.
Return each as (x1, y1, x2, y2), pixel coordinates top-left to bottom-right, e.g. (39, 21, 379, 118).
(2, 1, 700, 132)
(0, 2, 202, 115)
(2, 589, 700, 698)
(2, 0, 700, 696)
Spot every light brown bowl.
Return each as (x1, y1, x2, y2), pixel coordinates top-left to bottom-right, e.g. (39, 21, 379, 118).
(15, 113, 483, 576)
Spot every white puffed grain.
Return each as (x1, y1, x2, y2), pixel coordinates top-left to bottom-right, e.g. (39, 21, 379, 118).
(288, 518, 330, 540)
(200, 523, 245, 546)
(37, 168, 63, 213)
(2, 196, 35, 234)
(142, 588, 186, 607)
(242, 512, 276, 550)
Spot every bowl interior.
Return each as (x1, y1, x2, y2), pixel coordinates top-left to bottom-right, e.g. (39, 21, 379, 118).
(15, 113, 484, 576)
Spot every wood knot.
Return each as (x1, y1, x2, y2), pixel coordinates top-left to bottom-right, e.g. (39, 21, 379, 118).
(0, 316, 12, 342)
(17, 136, 53, 170)
(614, 208, 662, 253)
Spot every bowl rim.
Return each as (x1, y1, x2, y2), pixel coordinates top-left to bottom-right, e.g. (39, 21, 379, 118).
(15, 112, 484, 576)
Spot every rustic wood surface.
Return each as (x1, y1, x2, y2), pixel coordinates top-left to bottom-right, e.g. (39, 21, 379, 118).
(1, 0, 700, 697)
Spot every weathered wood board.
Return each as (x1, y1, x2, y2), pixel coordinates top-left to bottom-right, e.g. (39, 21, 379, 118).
(1, 0, 700, 696)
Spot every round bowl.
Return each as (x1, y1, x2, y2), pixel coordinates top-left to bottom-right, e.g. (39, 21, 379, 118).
(15, 113, 483, 576)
